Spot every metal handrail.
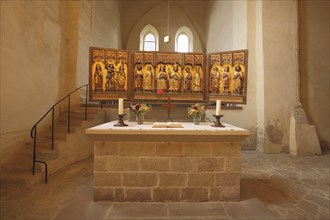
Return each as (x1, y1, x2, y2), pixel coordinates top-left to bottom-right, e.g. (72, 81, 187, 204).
(30, 84, 89, 183)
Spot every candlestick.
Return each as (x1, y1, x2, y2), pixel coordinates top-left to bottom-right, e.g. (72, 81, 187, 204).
(216, 100, 221, 115)
(114, 114, 128, 127)
(212, 114, 225, 127)
(118, 98, 123, 115)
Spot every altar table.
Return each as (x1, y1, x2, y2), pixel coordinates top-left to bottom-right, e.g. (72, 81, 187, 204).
(86, 121, 249, 202)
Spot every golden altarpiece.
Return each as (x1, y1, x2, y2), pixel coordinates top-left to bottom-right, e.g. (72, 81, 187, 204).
(89, 47, 248, 104)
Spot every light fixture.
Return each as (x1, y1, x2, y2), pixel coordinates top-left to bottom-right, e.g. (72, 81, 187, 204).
(164, 0, 170, 43)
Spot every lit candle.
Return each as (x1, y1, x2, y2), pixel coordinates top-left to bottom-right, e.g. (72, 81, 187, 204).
(216, 100, 221, 115)
(118, 98, 124, 115)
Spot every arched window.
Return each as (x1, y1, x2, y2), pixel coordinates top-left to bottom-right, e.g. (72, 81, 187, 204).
(177, 34, 189, 52)
(144, 32, 156, 51)
(175, 26, 193, 53)
(140, 25, 159, 51)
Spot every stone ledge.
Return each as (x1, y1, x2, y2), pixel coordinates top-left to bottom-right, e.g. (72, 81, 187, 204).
(94, 187, 240, 202)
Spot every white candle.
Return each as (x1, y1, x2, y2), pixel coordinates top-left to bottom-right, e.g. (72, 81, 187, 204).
(216, 100, 221, 115)
(118, 98, 124, 115)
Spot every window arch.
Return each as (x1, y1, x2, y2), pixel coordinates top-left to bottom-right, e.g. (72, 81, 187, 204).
(175, 26, 193, 52)
(140, 24, 159, 51)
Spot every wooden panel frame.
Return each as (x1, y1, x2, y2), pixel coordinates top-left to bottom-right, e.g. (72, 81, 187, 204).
(207, 49, 248, 104)
(89, 47, 130, 101)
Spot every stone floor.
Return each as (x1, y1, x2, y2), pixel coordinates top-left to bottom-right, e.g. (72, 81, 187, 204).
(0, 151, 329, 220)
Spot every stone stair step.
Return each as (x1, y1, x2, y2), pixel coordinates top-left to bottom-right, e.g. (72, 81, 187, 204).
(0, 171, 43, 185)
(35, 147, 59, 160)
(53, 121, 82, 132)
(56, 115, 96, 122)
(2, 104, 103, 186)
(55, 118, 83, 125)
(78, 105, 102, 112)
(38, 132, 68, 141)
(58, 109, 85, 116)
(37, 136, 64, 144)
(57, 108, 100, 123)
(1, 157, 32, 172)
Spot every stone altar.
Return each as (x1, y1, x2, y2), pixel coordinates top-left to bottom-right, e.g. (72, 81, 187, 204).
(86, 121, 249, 202)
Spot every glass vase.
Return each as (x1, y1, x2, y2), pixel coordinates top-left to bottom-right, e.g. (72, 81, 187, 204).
(193, 113, 202, 125)
(136, 112, 145, 125)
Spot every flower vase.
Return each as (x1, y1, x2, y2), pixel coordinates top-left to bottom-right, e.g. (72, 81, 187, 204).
(136, 112, 145, 124)
(193, 113, 202, 125)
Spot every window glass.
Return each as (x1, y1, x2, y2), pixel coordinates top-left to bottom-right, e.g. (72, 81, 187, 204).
(177, 34, 189, 52)
(144, 33, 156, 51)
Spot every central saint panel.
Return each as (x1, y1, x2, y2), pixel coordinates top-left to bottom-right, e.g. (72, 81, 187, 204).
(133, 52, 205, 101)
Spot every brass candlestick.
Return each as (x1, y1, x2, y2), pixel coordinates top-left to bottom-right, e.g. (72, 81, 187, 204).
(212, 114, 225, 127)
(114, 114, 128, 127)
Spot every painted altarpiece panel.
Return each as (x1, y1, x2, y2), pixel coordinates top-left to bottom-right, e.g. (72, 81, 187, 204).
(133, 52, 205, 101)
(89, 48, 248, 104)
(89, 48, 130, 101)
(208, 50, 248, 104)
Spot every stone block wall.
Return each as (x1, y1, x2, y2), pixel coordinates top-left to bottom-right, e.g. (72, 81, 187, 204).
(94, 141, 241, 202)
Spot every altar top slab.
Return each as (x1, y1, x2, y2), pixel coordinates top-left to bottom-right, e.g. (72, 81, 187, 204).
(86, 121, 249, 142)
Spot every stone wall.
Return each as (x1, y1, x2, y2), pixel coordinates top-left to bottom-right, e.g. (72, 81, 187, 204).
(94, 141, 241, 202)
(1, 1, 62, 139)
(299, 0, 330, 149)
(206, 1, 302, 153)
(261, 1, 299, 153)
(206, 0, 329, 153)
(0, 0, 121, 163)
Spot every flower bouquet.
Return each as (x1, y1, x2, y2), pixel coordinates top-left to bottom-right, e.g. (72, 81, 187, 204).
(129, 103, 152, 124)
(187, 103, 206, 125)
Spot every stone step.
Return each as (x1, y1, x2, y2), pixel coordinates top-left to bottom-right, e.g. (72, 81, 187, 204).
(1, 105, 103, 186)
(35, 156, 65, 176)
(1, 157, 32, 172)
(37, 131, 68, 141)
(1, 144, 33, 172)
(59, 113, 87, 121)
(55, 118, 83, 126)
(78, 105, 102, 113)
(36, 147, 59, 161)
(36, 137, 64, 146)
(0, 170, 44, 186)
(60, 106, 101, 116)
(58, 107, 88, 114)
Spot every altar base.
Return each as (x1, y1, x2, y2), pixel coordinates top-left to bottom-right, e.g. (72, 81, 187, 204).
(87, 121, 249, 202)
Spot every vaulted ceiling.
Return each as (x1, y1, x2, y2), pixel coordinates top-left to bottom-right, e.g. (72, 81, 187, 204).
(119, 0, 208, 49)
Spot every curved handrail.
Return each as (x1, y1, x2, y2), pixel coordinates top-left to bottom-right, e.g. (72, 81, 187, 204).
(30, 84, 88, 138)
(30, 84, 89, 183)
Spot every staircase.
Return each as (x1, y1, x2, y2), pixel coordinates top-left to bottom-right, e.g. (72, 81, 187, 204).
(0, 104, 105, 186)
(35, 105, 105, 172)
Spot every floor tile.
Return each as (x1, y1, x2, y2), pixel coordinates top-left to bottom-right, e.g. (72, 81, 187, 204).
(224, 198, 277, 219)
(168, 202, 227, 217)
(1, 152, 329, 220)
(106, 203, 167, 219)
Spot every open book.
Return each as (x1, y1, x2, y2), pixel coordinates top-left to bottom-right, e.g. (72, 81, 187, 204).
(152, 122, 184, 128)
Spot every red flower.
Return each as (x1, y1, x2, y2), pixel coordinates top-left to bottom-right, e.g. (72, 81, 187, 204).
(157, 89, 163, 95)
(135, 104, 141, 110)
(193, 106, 198, 110)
